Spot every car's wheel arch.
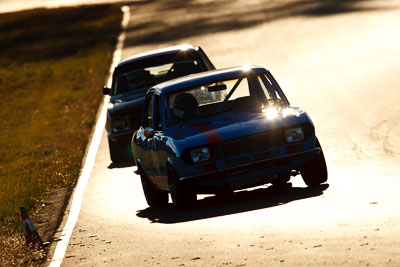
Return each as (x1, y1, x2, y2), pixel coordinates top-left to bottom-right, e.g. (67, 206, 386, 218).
(165, 158, 177, 180)
(165, 159, 196, 208)
(136, 158, 145, 174)
(300, 136, 328, 186)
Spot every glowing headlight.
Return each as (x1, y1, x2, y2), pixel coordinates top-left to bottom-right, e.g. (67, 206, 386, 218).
(263, 107, 278, 120)
(190, 147, 210, 163)
(112, 118, 127, 132)
(282, 107, 300, 118)
(285, 127, 304, 143)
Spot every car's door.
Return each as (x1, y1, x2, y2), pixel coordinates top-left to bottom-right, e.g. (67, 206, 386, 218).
(140, 93, 156, 182)
(150, 95, 169, 189)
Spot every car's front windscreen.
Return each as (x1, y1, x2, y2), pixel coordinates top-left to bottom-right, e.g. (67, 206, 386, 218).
(164, 72, 287, 127)
(112, 60, 203, 95)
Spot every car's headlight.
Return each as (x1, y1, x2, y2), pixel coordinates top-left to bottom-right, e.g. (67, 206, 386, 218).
(285, 127, 304, 143)
(112, 118, 127, 132)
(190, 147, 210, 163)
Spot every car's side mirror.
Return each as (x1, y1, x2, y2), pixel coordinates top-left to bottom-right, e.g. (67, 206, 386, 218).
(144, 128, 155, 139)
(103, 86, 111, 95)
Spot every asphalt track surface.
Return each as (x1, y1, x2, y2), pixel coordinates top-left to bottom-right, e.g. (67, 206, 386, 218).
(50, 0, 400, 266)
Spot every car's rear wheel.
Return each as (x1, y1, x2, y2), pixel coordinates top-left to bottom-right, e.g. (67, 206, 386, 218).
(168, 167, 196, 209)
(300, 138, 328, 187)
(139, 167, 168, 207)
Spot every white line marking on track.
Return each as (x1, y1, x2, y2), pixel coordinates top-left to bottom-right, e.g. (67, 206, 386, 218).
(48, 5, 130, 267)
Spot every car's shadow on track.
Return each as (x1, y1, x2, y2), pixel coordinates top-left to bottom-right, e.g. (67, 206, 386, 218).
(107, 161, 135, 169)
(136, 183, 329, 223)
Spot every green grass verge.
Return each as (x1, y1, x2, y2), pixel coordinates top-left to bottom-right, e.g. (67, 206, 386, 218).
(0, 4, 121, 234)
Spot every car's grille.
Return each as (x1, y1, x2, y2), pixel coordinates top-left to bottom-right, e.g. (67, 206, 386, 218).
(181, 123, 313, 164)
(224, 156, 250, 166)
(215, 123, 312, 161)
(221, 132, 272, 158)
(253, 149, 280, 161)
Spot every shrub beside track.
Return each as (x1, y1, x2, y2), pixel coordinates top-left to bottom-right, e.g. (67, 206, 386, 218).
(0, 4, 122, 265)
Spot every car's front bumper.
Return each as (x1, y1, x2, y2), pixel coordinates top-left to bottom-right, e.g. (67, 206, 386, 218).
(179, 147, 320, 193)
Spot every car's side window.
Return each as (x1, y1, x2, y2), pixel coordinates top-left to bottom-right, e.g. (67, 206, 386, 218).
(257, 75, 276, 100)
(153, 95, 162, 131)
(145, 94, 154, 128)
(258, 74, 287, 105)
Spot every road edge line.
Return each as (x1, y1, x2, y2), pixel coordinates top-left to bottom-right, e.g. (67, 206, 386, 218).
(48, 5, 130, 267)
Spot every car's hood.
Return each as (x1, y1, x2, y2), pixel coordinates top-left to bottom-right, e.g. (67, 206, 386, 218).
(171, 107, 311, 146)
(107, 95, 145, 117)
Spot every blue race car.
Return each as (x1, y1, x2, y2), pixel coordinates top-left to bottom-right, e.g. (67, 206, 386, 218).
(132, 66, 328, 208)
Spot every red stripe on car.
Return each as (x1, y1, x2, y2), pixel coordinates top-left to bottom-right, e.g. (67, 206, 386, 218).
(194, 122, 222, 143)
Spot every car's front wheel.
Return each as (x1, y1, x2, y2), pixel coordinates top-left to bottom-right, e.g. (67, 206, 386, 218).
(139, 167, 168, 207)
(108, 138, 134, 163)
(168, 167, 196, 209)
(108, 138, 125, 163)
(271, 173, 291, 188)
(300, 138, 328, 187)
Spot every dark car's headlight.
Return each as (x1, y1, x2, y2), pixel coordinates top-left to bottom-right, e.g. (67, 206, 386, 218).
(112, 118, 128, 132)
(285, 127, 304, 143)
(190, 147, 210, 163)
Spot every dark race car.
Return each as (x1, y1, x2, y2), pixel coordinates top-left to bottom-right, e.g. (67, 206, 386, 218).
(103, 44, 215, 162)
(132, 66, 328, 208)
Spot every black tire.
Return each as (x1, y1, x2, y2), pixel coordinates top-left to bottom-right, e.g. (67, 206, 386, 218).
(271, 173, 291, 188)
(139, 167, 168, 207)
(215, 187, 234, 199)
(168, 167, 196, 209)
(108, 138, 124, 163)
(108, 138, 133, 163)
(300, 138, 328, 187)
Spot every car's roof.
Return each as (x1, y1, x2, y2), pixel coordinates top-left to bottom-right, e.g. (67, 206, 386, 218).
(117, 44, 200, 67)
(152, 66, 268, 94)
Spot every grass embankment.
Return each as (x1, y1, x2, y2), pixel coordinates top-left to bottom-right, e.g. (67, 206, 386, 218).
(0, 4, 122, 265)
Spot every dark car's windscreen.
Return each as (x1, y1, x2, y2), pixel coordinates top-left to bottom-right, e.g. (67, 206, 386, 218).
(112, 60, 203, 95)
(165, 73, 288, 127)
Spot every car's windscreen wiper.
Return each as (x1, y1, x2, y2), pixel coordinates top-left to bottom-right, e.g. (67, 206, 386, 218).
(122, 85, 152, 96)
(194, 106, 231, 120)
(234, 99, 286, 114)
(234, 101, 260, 114)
